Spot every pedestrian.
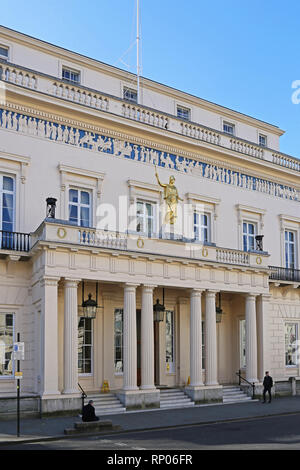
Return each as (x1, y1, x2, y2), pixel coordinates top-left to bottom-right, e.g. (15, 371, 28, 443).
(262, 371, 273, 403)
(82, 400, 99, 422)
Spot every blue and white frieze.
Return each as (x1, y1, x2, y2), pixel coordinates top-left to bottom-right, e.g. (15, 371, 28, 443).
(0, 108, 299, 202)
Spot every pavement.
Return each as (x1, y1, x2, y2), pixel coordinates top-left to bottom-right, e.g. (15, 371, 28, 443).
(1, 396, 300, 446)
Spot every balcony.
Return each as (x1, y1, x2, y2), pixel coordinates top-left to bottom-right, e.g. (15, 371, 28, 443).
(269, 266, 300, 284)
(1, 59, 300, 173)
(0, 230, 31, 258)
(30, 219, 270, 270)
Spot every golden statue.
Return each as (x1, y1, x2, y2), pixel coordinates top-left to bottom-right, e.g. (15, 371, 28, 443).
(155, 165, 183, 224)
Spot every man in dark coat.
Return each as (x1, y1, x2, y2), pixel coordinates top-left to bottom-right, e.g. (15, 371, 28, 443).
(82, 400, 99, 422)
(262, 371, 273, 403)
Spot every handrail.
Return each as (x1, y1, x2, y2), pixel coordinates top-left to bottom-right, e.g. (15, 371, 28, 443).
(236, 370, 255, 399)
(78, 382, 87, 414)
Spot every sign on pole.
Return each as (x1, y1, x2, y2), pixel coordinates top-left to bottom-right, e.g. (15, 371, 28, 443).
(13, 342, 25, 361)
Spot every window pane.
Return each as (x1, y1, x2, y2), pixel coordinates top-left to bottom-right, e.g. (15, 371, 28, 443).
(81, 191, 90, 205)
(285, 323, 298, 366)
(3, 177, 13, 192)
(69, 189, 78, 203)
(3, 193, 13, 208)
(0, 47, 8, 58)
(69, 205, 78, 221)
(0, 313, 14, 376)
(114, 309, 123, 372)
(80, 207, 90, 227)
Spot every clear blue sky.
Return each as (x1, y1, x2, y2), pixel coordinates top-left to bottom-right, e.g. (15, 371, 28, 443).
(1, 0, 300, 157)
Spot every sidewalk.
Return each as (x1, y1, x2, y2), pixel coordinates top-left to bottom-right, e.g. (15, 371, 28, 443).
(1, 396, 300, 445)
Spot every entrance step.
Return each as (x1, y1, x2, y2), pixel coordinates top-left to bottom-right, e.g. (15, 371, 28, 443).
(222, 385, 253, 404)
(84, 393, 126, 416)
(160, 388, 195, 409)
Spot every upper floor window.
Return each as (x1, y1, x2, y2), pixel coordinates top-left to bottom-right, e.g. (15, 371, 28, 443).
(259, 134, 267, 147)
(114, 309, 123, 373)
(123, 87, 137, 103)
(136, 200, 155, 237)
(0, 46, 8, 61)
(177, 106, 190, 121)
(243, 221, 256, 251)
(194, 212, 210, 243)
(62, 67, 80, 84)
(69, 189, 91, 227)
(223, 121, 235, 135)
(285, 230, 297, 269)
(0, 175, 15, 233)
(0, 313, 14, 377)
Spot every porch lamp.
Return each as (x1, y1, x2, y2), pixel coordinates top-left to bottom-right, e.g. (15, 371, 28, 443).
(216, 292, 223, 323)
(80, 281, 99, 319)
(153, 288, 165, 322)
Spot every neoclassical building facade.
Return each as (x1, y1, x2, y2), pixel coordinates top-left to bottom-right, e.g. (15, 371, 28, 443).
(0, 25, 299, 414)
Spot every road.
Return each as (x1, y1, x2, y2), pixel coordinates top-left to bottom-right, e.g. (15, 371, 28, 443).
(2, 413, 300, 450)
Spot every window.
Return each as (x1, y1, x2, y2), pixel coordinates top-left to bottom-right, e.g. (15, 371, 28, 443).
(136, 201, 155, 237)
(114, 309, 123, 373)
(78, 317, 93, 374)
(69, 189, 91, 227)
(194, 212, 210, 242)
(166, 310, 175, 373)
(223, 122, 235, 135)
(285, 323, 298, 367)
(177, 106, 190, 121)
(0, 175, 15, 250)
(239, 319, 246, 369)
(285, 230, 297, 269)
(62, 67, 80, 84)
(123, 87, 137, 103)
(0, 46, 8, 61)
(259, 134, 267, 147)
(0, 313, 14, 377)
(243, 222, 256, 251)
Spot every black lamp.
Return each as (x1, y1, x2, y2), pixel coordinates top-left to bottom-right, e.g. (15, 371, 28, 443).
(216, 292, 223, 323)
(80, 281, 99, 319)
(153, 288, 165, 322)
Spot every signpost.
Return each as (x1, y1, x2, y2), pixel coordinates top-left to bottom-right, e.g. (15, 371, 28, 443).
(13, 334, 24, 437)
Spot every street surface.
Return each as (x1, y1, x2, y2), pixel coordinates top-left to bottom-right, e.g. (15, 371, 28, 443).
(2, 413, 300, 450)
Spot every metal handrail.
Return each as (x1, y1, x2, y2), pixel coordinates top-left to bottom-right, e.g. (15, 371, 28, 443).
(236, 370, 255, 399)
(78, 383, 87, 414)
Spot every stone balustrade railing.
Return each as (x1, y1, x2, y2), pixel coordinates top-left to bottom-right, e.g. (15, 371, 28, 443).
(230, 138, 264, 160)
(79, 228, 128, 250)
(122, 103, 169, 129)
(272, 152, 300, 172)
(2, 59, 300, 172)
(181, 122, 221, 145)
(216, 247, 250, 265)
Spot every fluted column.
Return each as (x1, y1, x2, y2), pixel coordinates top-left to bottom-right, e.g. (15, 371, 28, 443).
(140, 284, 156, 390)
(63, 278, 81, 394)
(205, 290, 219, 386)
(245, 294, 258, 383)
(257, 294, 271, 382)
(40, 276, 60, 396)
(123, 283, 139, 391)
(190, 289, 204, 387)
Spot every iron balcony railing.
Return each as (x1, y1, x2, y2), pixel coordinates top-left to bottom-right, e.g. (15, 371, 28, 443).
(269, 265, 300, 283)
(0, 230, 31, 252)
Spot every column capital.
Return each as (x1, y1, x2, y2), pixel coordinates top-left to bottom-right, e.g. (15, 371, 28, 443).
(206, 289, 220, 297)
(244, 293, 259, 300)
(142, 284, 157, 291)
(259, 293, 272, 301)
(124, 283, 140, 290)
(40, 276, 60, 288)
(64, 278, 81, 288)
(190, 288, 205, 297)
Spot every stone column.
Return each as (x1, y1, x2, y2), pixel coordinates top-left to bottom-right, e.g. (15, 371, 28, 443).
(63, 278, 81, 395)
(40, 276, 60, 396)
(140, 284, 156, 390)
(245, 293, 258, 383)
(190, 289, 204, 387)
(123, 283, 139, 391)
(257, 294, 271, 382)
(205, 290, 219, 386)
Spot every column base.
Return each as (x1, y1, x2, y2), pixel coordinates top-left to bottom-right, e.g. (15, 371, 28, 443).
(117, 389, 160, 410)
(185, 385, 223, 404)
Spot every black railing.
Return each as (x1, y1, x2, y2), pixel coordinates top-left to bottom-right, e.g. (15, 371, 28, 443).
(236, 370, 255, 399)
(78, 383, 87, 414)
(0, 231, 31, 252)
(269, 266, 300, 283)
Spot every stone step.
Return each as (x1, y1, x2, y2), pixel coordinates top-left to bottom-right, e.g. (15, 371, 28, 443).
(94, 408, 126, 415)
(160, 402, 195, 409)
(160, 398, 193, 405)
(223, 396, 252, 402)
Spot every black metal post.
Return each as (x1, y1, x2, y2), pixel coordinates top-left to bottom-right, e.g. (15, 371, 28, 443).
(252, 382, 255, 399)
(17, 332, 20, 437)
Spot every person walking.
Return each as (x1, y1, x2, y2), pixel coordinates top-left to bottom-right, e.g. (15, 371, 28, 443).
(262, 371, 273, 403)
(82, 400, 99, 422)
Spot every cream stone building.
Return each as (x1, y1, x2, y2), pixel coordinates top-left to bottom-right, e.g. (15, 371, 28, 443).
(0, 25, 299, 416)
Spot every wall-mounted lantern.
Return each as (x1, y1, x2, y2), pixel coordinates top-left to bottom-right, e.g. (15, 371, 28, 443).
(78, 281, 102, 319)
(153, 288, 165, 322)
(216, 292, 224, 323)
